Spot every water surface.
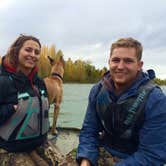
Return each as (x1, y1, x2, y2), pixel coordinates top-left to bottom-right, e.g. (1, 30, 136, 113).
(49, 84, 166, 129)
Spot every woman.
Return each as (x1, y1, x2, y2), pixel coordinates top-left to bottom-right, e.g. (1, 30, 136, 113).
(0, 35, 64, 166)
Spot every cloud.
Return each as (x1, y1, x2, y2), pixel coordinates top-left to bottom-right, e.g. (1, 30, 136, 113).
(0, 0, 166, 78)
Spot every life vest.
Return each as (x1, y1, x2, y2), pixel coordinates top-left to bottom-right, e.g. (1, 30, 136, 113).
(96, 81, 156, 154)
(0, 90, 50, 141)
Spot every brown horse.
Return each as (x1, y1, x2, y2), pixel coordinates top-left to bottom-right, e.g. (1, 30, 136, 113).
(44, 55, 65, 135)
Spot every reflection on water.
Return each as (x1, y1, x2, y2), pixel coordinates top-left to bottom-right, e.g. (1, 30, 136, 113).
(49, 84, 166, 129)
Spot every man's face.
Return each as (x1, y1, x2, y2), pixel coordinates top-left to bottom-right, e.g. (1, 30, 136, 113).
(109, 47, 143, 88)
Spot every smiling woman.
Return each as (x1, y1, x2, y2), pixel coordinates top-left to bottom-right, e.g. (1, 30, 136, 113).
(0, 35, 66, 165)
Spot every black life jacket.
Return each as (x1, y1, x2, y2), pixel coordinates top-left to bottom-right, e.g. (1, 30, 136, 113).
(96, 81, 155, 154)
(0, 66, 50, 141)
(0, 90, 50, 141)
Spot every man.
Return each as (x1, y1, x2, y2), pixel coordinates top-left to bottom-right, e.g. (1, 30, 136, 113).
(76, 37, 166, 166)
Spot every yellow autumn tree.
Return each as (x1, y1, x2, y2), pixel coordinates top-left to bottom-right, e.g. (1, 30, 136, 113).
(48, 45, 56, 59)
(38, 44, 64, 78)
(56, 50, 64, 61)
(63, 58, 74, 81)
(74, 59, 86, 82)
(38, 46, 51, 78)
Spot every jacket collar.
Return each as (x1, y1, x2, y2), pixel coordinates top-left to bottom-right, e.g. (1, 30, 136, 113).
(102, 71, 152, 98)
(2, 56, 38, 82)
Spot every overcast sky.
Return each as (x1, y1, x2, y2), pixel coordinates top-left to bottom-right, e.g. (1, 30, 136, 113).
(0, 0, 166, 78)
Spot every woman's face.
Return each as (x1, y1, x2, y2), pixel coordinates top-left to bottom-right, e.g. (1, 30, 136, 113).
(17, 40, 40, 75)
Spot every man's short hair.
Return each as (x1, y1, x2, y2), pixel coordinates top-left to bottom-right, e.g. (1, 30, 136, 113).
(110, 37, 143, 60)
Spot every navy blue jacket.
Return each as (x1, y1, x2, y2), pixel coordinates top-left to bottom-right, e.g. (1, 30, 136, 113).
(77, 72, 166, 166)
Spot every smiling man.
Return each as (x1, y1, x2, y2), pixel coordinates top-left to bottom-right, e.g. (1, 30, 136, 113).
(76, 37, 166, 166)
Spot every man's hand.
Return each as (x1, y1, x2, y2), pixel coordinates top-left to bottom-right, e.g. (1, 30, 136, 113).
(81, 159, 91, 166)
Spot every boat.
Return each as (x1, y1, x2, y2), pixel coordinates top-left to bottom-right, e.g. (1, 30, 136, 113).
(48, 127, 80, 155)
(0, 127, 80, 166)
(48, 127, 116, 166)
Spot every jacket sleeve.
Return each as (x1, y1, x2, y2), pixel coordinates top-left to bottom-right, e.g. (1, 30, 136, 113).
(0, 76, 16, 126)
(115, 88, 166, 166)
(76, 84, 103, 166)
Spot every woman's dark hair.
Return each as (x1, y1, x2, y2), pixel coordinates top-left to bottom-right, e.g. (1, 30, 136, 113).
(6, 34, 41, 67)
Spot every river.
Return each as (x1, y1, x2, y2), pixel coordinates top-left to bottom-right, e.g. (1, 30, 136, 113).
(49, 84, 166, 129)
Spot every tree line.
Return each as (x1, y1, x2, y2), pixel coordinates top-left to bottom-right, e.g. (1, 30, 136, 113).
(0, 45, 166, 85)
(154, 78, 166, 86)
(37, 45, 166, 85)
(37, 45, 107, 83)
